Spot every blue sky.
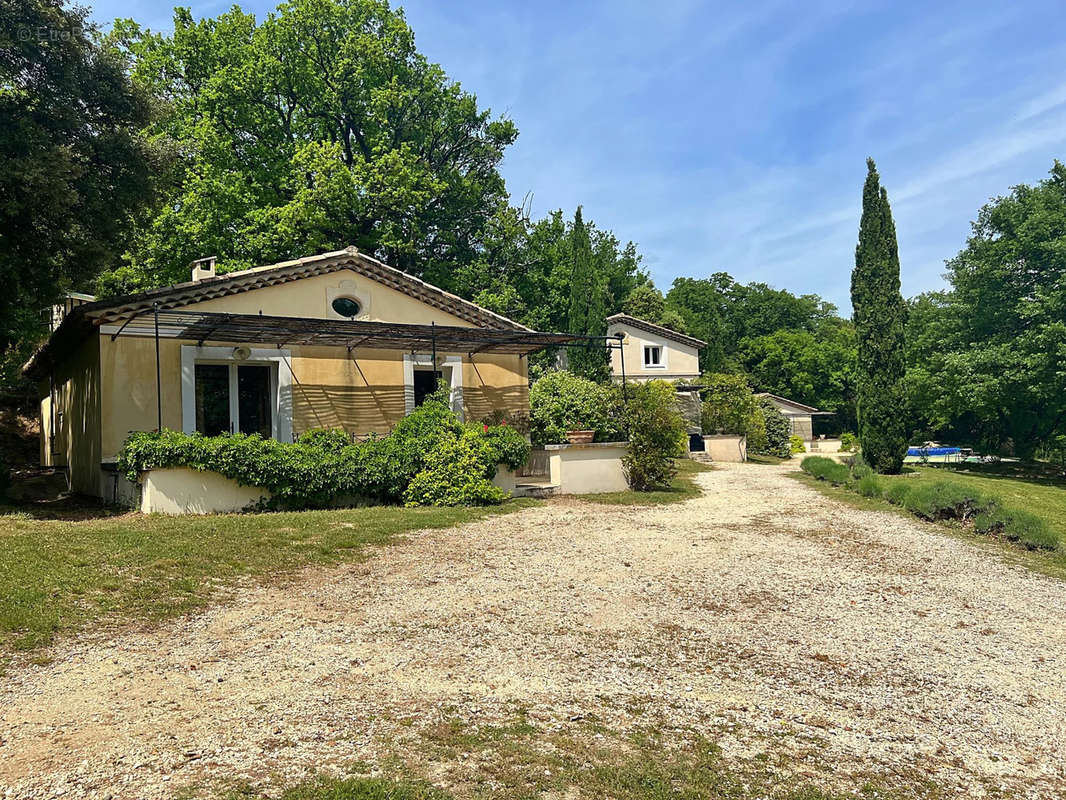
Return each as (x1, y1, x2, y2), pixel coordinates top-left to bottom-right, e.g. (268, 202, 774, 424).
(87, 0, 1066, 312)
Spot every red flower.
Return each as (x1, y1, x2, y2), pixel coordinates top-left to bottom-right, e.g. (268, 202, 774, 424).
(483, 423, 489, 432)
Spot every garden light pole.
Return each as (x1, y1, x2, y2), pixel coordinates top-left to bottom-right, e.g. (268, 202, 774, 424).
(153, 302, 162, 432)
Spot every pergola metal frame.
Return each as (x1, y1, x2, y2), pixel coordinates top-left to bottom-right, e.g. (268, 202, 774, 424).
(102, 307, 627, 431)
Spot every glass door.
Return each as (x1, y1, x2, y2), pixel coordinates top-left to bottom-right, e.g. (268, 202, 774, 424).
(194, 362, 274, 437)
(195, 364, 231, 436)
(237, 364, 272, 437)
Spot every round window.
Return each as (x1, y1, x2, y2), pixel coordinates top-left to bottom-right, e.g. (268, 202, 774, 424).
(331, 296, 361, 318)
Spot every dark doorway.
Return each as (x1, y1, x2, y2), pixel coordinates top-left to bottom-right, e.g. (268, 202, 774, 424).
(413, 369, 443, 407)
(237, 364, 272, 437)
(195, 364, 230, 436)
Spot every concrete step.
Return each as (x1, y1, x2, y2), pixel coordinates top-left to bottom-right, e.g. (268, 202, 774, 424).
(688, 452, 714, 463)
(514, 482, 559, 499)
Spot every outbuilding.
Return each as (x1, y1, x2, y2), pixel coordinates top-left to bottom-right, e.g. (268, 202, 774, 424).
(756, 393, 823, 443)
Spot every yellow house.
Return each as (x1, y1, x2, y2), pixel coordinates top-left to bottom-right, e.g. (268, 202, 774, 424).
(24, 247, 578, 500)
(605, 313, 705, 383)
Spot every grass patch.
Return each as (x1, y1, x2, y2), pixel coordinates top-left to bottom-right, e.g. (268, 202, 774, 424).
(221, 716, 951, 800)
(747, 453, 790, 465)
(793, 465, 1066, 580)
(0, 499, 535, 656)
(801, 458, 1061, 551)
(581, 459, 712, 506)
(224, 776, 448, 799)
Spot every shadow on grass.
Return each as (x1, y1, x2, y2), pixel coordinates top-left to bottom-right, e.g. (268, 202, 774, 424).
(923, 460, 1066, 489)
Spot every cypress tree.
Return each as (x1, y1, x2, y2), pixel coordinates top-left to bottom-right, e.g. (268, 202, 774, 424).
(851, 158, 908, 473)
(567, 206, 608, 381)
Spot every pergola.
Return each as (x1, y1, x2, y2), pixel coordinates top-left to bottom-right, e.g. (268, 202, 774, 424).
(105, 309, 607, 356)
(97, 308, 629, 430)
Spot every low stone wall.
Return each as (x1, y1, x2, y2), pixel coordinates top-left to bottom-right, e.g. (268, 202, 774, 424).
(491, 464, 519, 494)
(703, 434, 747, 463)
(140, 467, 270, 515)
(544, 441, 629, 494)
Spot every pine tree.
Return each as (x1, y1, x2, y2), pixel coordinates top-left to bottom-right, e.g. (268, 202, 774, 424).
(852, 158, 908, 473)
(566, 206, 608, 381)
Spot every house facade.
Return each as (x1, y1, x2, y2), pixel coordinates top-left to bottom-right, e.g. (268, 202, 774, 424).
(605, 313, 705, 383)
(25, 247, 575, 499)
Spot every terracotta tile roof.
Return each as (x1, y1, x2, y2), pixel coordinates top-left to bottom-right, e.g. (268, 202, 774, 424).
(24, 246, 530, 378)
(77, 246, 529, 330)
(605, 313, 707, 349)
(755, 393, 822, 414)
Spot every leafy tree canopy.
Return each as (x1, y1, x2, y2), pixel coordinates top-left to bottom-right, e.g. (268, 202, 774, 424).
(738, 319, 857, 430)
(907, 161, 1066, 458)
(621, 285, 687, 333)
(0, 0, 155, 386)
(98, 0, 517, 295)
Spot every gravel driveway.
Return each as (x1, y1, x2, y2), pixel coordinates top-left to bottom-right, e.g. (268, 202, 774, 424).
(1, 462, 1064, 799)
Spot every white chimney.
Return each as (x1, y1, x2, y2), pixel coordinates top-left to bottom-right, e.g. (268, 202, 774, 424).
(191, 256, 217, 282)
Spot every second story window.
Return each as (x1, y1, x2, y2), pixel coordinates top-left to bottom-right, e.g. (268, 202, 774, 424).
(644, 345, 663, 367)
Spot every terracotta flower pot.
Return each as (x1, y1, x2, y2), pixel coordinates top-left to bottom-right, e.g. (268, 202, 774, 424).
(566, 430, 595, 444)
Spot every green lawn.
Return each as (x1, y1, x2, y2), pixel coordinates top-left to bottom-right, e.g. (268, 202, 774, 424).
(581, 459, 712, 506)
(0, 499, 535, 656)
(918, 462, 1066, 540)
(794, 461, 1066, 579)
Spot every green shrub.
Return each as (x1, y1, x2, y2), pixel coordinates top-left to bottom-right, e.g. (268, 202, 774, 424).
(118, 393, 528, 510)
(480, 408, 531, 435)
(621, 380, 687, 490)
(697, 374, 766, 450)
(839, 432, 859, 452)
(974, 507, 1059, 551)
(529, 371, 621, 445)
(750, 397, 791, 458)
(808, 456, 1060, 555)
(883, 481, 911, 506)
(851, 463, 874, 481)
(899, 481, 990, 522)
(800, 456, 850, 485)
(856, 474, 882, 498)
(478, 422, 531, 470)
(800, 455, 833, 476)
(295, 428, 352, 452)
(789, 434, 806, 455)
(403, 428, 508, 507)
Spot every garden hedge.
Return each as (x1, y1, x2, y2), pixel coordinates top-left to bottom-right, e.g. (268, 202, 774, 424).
(119, 392, 529, 510)
(801, 457, 1058, 551)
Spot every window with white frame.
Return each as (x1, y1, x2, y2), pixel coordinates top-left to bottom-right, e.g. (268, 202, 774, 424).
(182, 345, 292, 442)
(643, 344, 663, 368)
(194, 362, 275, 437)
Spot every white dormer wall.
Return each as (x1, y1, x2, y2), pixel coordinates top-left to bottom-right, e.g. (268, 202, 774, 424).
(607, 321, 700, 382)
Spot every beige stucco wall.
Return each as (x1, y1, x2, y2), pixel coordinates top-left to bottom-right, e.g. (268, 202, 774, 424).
(788, 414, 813, 442)
(46, 269, 531, 496)
(185, 268, 476, 327)
(95, 337, 528, 460)
(140, 467, 270, 514)
(100, 334, 183, 454)
(703, 434, 747, 463)
(606, 322, 700, 382)
(546, 442, 629, 493)
(38, 334, 101, 494)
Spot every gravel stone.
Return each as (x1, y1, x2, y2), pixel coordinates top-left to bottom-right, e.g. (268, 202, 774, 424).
(1, 462, 1064, 798)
